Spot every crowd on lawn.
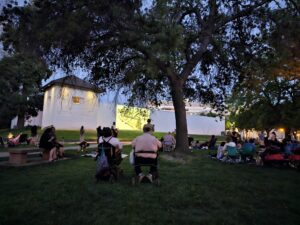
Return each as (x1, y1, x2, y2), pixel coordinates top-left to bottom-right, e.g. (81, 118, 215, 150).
(2, 120, 300, 175)
(210, 130, 300, 166)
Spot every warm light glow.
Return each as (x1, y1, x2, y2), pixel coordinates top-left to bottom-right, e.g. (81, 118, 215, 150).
(86, 91, 95, 100)
(61, 87, 69, 99)
(7, 132, 13, 139)
(278, 128, 285, 132)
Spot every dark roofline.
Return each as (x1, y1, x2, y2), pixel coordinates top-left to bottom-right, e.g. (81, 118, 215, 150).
(43, 75, 102, 93)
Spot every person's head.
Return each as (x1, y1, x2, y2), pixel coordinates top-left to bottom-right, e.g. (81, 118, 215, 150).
(112, 122, 116, 125)
(81, 126, 84, 130)
(225, 136, 232, 143)
(147, 119, 151, 123)
(272, 132, 276, 136)
(143, 126, 151, 133)
(102, 127, 112, 137)
(220, 141, 226, 147)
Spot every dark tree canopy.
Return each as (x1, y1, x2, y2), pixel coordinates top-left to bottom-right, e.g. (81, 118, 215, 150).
(1, 0, 298, 149)
(228, 7, 300, 133)
(0, 54, 50, 128)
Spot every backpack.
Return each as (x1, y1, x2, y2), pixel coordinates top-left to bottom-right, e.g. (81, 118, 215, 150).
(98, 137, 115, 163)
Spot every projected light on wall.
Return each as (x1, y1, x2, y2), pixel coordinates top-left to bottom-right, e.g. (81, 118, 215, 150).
(116, 105, 150, 130)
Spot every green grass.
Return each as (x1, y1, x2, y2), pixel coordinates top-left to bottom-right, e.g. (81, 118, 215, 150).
(0, 147, 299, 225)
(0, 128, 225, 142)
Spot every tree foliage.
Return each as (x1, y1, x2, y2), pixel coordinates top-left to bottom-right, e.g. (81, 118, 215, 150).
(228, 6, 300, 132)
(1, 0, 298, 148)
(0, 54, 50, 128)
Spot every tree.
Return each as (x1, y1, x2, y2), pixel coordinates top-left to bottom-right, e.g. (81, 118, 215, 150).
(228, 7, 300, 136)
(1, 0, 297, 149)
(0, 54, 50, 128)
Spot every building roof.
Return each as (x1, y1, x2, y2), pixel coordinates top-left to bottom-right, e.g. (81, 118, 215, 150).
(43, 75, 102, 93)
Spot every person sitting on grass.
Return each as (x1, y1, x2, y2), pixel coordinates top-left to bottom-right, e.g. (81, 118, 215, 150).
(216, 142, 226, 160)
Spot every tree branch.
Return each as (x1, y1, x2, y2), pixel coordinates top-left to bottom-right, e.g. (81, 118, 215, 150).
(217, 0, 273, 28)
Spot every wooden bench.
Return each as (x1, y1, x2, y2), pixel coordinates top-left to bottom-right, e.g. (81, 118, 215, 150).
(9, 148, 49, 165)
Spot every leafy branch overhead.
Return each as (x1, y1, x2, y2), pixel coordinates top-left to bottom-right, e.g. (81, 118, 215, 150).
(1, 0, 298, 149)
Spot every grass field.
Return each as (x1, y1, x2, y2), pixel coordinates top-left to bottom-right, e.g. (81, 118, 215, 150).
(0, 147, 299, 225)
(0, 127, 225, 142)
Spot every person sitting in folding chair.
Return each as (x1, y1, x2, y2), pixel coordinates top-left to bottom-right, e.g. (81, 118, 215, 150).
(132, 126, 162, 183)
(162, 132, 176, 152)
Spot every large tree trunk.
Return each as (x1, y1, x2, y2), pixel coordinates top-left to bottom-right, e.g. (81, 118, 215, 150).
(170, 79, 189, 151)
(16, 115, 25, 129)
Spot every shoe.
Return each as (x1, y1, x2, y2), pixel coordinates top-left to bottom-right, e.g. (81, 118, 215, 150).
(146, 174, 153, 183)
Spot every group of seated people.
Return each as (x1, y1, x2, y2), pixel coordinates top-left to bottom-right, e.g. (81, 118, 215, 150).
(190, 135, 217, 150)
(214, 131, 300, 164)
(215, 136, 256, 162)
(2, 126, 39, 147)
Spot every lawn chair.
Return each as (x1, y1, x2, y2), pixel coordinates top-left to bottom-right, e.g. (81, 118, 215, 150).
(224, 146, 241, 163)
(163, 141, 175, 152)
(132, 150, 160, 186)
(240, 144, 256, 163)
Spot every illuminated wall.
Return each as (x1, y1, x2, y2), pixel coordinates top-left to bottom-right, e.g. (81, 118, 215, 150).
(116, 105, 150, 130)
(42, 85, 99, 130)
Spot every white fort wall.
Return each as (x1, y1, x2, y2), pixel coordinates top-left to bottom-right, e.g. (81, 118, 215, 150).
(151, 110, 224, 135)
(40, 86, 225, 134)
(42, 86, 99, 130)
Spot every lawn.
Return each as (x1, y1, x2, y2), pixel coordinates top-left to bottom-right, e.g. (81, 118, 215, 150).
(0, 128, 225, 142)
(0, 147, 299, 225)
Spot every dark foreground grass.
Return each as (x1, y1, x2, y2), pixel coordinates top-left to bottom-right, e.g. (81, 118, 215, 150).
(1, 148, 299, 225)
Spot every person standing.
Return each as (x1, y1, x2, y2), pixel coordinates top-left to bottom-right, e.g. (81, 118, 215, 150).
(80, 126, 85, 142)
(111, 122, 119, 138)
(143, 119, 155, 134)
(96, 126, 103, 144)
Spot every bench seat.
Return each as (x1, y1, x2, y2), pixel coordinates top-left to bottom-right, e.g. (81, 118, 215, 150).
(9, 148, 48, 165)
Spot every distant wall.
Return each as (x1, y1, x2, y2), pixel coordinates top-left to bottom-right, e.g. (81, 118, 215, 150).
(151, 110, 225, 135)
(24, 111, 43, 127)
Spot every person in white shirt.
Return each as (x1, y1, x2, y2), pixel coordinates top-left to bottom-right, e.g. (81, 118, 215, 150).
(98, 127, 123, 164)
(222, 136, 237, 159)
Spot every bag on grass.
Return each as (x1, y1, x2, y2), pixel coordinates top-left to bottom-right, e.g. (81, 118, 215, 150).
(129, 150, 135, 165)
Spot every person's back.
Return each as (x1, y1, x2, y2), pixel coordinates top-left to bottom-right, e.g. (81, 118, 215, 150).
(98, 127, 122, 164)
(163, 133, 175, 145)
(133, 132, 161, 158)
(132, 126, 162, 182)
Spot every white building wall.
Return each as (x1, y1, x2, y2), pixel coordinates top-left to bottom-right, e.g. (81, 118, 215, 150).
(10, 116, 18, 129)
(24, 111, 43, 127)
(150, 110, 225, 135)
(42, 85, 99, 130)
(96, 103, 116, 128)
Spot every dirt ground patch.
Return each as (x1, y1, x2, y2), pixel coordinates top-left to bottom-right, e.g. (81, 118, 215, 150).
(160, 152, 196, 164)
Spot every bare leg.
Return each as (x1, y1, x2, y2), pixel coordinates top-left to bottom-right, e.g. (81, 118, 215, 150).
(49, 147, 57, 161)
